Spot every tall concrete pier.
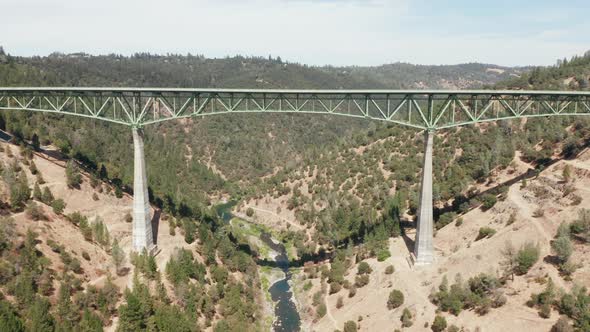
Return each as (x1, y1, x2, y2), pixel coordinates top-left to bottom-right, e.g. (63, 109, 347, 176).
(132, 128, 155, 252)
(414, 130, 435, 265)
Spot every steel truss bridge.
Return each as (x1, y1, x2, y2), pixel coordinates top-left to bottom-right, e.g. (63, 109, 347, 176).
(2, 87, 590, 265)
(1, 88, 590, 130)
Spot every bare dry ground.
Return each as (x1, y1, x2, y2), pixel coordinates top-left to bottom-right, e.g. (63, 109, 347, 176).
(287, 150, 590, 332)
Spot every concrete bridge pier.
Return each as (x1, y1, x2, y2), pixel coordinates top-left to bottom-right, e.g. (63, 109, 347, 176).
(414, 130, 435, 266)
(132, 127, 155, 252)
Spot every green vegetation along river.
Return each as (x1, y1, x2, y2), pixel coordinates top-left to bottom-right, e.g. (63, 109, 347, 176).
(216, 201, 301, 332)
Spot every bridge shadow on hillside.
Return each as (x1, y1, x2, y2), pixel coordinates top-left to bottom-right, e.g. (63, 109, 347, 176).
(434, 156, 566, 218)
(255, 250, 333, 269)
(401, 231, 415, 254)
(152, 209, 161, 245)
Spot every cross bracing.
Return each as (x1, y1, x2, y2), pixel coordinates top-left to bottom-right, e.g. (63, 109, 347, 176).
(1, 88, 589, 130)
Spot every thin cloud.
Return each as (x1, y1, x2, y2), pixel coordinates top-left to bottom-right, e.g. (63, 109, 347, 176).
(1, 0, 588, 66)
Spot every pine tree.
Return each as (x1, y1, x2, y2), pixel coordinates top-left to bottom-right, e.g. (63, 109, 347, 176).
(33, 182, 42, 201)
(10, 173, 30, 210)
(563, 165, 572, 183)
(501, 241, 518, 281)
(111, 238, 125, 275)
(26, 298, 55, 332)
(65, 160, 82, 189)
(41, 186, 54, 204)
(0, 300, 24, 332)
(79, 309, 103, 332)
(117, 290, 145, 331)
(56, 282, 79, 328)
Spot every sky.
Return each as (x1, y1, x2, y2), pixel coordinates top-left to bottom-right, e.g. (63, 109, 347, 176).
(2, 0, 589, 67)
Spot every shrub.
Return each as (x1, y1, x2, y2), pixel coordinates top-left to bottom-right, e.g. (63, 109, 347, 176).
(570, 209, 590, 241)
(448, 325, 460, 332)
(431, 315, 447, 332)
(114, 186, 123, 198)
(355, 274, 369, 288)
(385, 265, 395, 274)
(481, 194, 498, 210)
(26, 202, 45, 221)
(41, 187, 54, 204)
(357, 261, 372, 275)
(9, 173, 31, 210)
(348, 286, 357, 298)
(455, 218, 464, 227)
(65, 160, 82, 189)
(33, 182, 42, 201)
(506, 213, 516, 225)
(124, 212, 133, 223)
(343, 321, 357, 332)
(376, 248, 391, 262)
(316, 303, 327, 318)
(551, 236, 573, 265)
(387, 290, 404, 309)
(312, 291, 323, 306)
(528, 278, 556, 317)
(437, 212, 457, 229)
(51, 199, 66, 215)
(46, 239, 62, 253)
(330, 282, 342, 294)
(539, 303, 551, 318)
(82, 251, 90, 261)
(336, 296, 344, 309)
(246, 207, 254, 217)
(431, 273, 504, 316)
(533, 208, 545, 218)
(476, 227, 496, 240)
(516, 242, 540, 275)
(183, 219, 196, 244)
(401, 308, 413, 327)
(551, 316, 573, 332)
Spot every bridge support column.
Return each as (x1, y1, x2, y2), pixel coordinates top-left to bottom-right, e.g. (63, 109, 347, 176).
(414, 130, 435, 266)
(132, 127, 155, 252)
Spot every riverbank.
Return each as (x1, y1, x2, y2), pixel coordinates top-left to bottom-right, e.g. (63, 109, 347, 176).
(226, 214, 301, 331)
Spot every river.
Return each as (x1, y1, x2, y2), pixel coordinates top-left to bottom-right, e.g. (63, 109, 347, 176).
(216, 201, 301, 332)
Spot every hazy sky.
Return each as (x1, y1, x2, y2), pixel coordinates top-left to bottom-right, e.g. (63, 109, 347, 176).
(2, 0, 589, 67)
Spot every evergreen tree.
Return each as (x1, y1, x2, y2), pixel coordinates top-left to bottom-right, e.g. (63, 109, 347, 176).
(26, 298, 55, 332)
(33, 182, 42, 201)
(41, 186, 54, 204)
(56, 282, 79, 328)
(79, 309, 103, 332)
(10, 172, 30, 210)
(111, 238, 125, 275)
(117, 289, 146, 331)
(0, 300, 24, 332)
(65, 160, 82, 189)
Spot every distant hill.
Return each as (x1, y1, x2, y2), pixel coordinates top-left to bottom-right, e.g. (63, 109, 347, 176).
(2, 51, 524, 89)
(494, 51, 590, 90)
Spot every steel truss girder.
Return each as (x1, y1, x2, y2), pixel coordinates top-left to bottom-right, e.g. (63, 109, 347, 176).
(0, 88, 589, 130)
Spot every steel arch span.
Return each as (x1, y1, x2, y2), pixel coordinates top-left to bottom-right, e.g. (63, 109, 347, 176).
(1, 88, 590, 130)
(2, 87, 590, 265)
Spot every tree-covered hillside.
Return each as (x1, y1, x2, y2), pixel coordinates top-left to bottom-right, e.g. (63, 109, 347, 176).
(494, 51, 590, 90)
(0, 47, 524, 213)
(241, 51, 590, 260)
